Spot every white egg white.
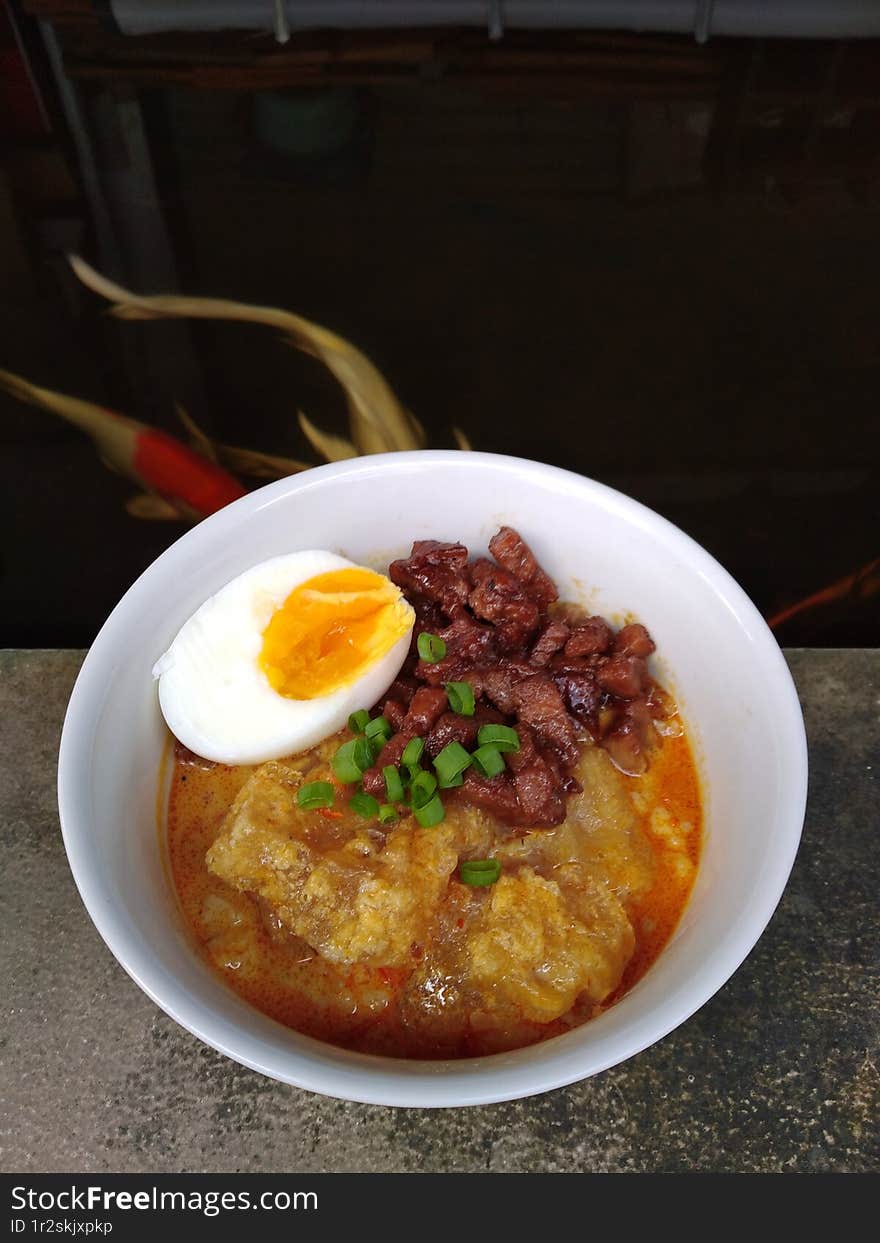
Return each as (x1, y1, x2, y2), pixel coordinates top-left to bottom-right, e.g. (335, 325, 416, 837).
(153, 550, 414, 765)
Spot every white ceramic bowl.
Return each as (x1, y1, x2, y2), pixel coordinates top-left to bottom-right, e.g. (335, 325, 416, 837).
(57, 452, 807, 1107)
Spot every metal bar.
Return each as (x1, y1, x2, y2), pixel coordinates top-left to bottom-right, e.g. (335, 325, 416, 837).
(110, 0, 880, 39)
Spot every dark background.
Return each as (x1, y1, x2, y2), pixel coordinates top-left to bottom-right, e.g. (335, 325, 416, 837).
(2, 10, 878, 647)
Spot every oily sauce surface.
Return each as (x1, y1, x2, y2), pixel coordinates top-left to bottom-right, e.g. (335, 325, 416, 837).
(166, 729, 701, 1059)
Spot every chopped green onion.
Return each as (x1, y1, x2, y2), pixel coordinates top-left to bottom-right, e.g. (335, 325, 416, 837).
(460, 858, 501, 887)
(364, 715, 392, 745)
(437, 770, 464, 790)
(476, 724, 521, 753)
(349, 792, 379, 819)
(417, 632, 447, 663)
(383, 765, 405, 803)
(470, 745, 506, 779)
(433, 741, 472, 786)
(446, 681, 475, 717)
(378, 803, 399, 826)
(354, 735, 378, 771)
(331, 740, 363, 784)
(348, 709, 370, 735)
(410, 770, 438, 809)
(401, 737, 425, 769)
(297, 781, 335, 810)
(414, 795, 445, 827)
(334, 735, 379, 780)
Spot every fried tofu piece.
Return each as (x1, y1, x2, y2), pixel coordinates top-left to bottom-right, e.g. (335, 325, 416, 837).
(206, 761, 460, 968)
(495, 745, 653, 902)
(466, 868, 634, 1023)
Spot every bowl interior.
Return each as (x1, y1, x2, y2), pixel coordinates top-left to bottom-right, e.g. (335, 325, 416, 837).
(58, 452, 806, 1106)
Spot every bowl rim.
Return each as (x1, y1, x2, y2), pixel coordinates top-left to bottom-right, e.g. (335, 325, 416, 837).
(57, 450, 808, 1107)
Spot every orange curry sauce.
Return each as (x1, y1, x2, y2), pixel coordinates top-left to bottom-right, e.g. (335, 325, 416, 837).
(166, 730, 702, 1059)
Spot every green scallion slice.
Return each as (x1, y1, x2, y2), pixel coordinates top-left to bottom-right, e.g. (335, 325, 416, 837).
(401, 737, 425, 769)
(349, 792, 379, 819)
(331, 740, 363, 784)
(437, 770, 464, 790)
(296, 781, 335, 810)
(433, 741, 472, 786)
(364, 715, 392, 745)
(446, 681, 475, 717)
(378, 803, 399, 826)
(347, 709, 370, 735)
(383, 765, 405, 803)
(410, 770, 438, 810)
(417, 632, 447, 663)
(414, 795, 445, 828)
(460, 858, 501, 887)
(354, 735, 378, 771)
(476, 723, 520, 753)
(470, 745, 506, 779)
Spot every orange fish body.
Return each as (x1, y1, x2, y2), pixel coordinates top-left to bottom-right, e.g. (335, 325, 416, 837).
(0, 368, 246, 518)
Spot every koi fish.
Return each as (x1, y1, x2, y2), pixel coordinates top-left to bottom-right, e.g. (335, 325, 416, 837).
(68, 254, 473, 459)
(0, 368, 247, 520)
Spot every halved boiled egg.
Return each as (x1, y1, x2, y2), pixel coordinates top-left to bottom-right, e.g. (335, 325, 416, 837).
(153, 550, 414, 764)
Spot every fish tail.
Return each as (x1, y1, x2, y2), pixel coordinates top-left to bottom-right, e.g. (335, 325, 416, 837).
(0, 366, 138, 439)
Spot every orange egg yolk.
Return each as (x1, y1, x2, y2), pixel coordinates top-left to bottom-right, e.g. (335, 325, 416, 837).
(259, 568, 413, 700)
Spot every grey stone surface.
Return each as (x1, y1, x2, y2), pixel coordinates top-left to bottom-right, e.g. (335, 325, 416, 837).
(1, 649, 877, 1173)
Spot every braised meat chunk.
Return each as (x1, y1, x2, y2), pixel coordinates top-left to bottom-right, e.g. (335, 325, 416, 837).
(468, 558, 540, 638)
(380, 526, 660, 827)
(488, 526, 558, 608)
(564, 616, 614, 659)
(389, 540, 470, 618)
(513, 675, 580, 767)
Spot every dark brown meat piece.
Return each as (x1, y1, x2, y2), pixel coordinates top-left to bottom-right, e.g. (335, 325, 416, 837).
(468, 558, 540, 639)
(424, 704, 505, 758)
(361, 767, 386, 797)
(361, 732, 417, 795)
(441, 615, 499, 663)
(480, 668, 519, 714)
(514, 675, 580, 767)
(383, 699, 407, 732)
(503, 720, 539, 773)
(457, 769, 522, 823)
(504, 727, 570, 826)
(528, 619, 570, 667)
(424, 712, 479, 757)
(414, 615, 498, 685)
(403, 686, 449, 735)
(613, 622, 656, 659)
(564, 616, 614, 659)
(596, 654, 647, 700)
(554, 670, 602, 736)
(492, 620, 541, 655)
(385, 675, 419, 708)
(374, 732, 415, 768)
(488, 526, 558, 608)
(389, 540, 470, 618)
(414, 654, 459, 687)
(480, 661, 534, 715)
(512, 761, 566, 827)
(601, 700, 656, 776)
(410, 601, 448, 632)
